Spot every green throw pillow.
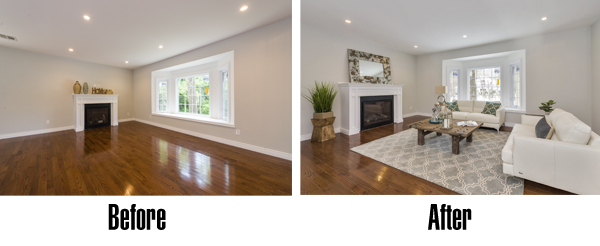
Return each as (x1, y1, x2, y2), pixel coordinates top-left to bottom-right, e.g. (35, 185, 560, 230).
(481, 102, 501, 116)
(446, 100, 459, 111)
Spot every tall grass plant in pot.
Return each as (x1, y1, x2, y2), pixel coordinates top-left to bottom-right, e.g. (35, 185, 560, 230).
(303, 81, 338, 142)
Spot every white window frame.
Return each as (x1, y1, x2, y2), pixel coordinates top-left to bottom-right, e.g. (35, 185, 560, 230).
(467, 66, 502, 102)
(508, 59, 525, 112)
(174, 72, 211, 117)
(150, 51, 234, 128)
(444, 67, 461, 102)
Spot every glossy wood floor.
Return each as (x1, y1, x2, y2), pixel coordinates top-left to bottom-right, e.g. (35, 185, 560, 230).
(0, 121, 291, 195)
(301, 115, 572, 195)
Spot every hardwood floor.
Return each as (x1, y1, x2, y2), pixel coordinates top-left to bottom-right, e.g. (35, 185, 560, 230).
(301, 115, 572, 195)
(0, 121, 291, 195)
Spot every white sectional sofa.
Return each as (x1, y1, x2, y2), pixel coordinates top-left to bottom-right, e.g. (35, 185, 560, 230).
(502, 109, 600, 194)
(450, 100, 506, 132)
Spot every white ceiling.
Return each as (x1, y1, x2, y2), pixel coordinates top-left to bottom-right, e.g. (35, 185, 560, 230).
(0, 0, 291, 69)
(302, 0, 600, 55)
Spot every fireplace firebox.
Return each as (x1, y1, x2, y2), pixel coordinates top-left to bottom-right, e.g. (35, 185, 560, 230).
(85, 103, 111, 129)
(360, 96, 394, 131)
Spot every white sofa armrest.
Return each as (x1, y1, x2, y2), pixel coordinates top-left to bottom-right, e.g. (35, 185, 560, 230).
(513, 136, 556, 185)
(521, 115, 543, 126)
(513, 135, 600, 194)
(496, 107, 506, 126)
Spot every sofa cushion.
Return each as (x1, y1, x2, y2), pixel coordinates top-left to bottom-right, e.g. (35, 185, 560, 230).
(473, 101, 487, 113)
(547, 108, 566, 127)
(446, 101, 459, 111)
(452, 111, 469, 120)
(457, 100, 473, 112)
(535, 117, 552, 138)
(481, 102, 502, 116)
(467, 113, 500, 124)
(551, 110, 591, 145)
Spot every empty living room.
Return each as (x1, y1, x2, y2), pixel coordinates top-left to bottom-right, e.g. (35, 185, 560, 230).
(0, 1, 292, 195)
(301, 0, 600, 195)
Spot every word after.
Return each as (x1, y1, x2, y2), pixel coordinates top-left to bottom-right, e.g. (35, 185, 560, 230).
(108, 204, 166, 230)
(428, 204, 471, 230)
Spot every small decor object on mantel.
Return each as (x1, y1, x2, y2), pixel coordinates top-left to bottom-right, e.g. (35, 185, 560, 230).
(73, 81, 81, 94)
(83, 82, 89, 94)
(106, 89, 114, 95)
(539, 100, 556, 115)
(303, 81, 338, 142)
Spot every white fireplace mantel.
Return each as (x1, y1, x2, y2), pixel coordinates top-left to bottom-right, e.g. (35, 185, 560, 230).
(73, 94, 119, 132)
(338, 82, 403, 135)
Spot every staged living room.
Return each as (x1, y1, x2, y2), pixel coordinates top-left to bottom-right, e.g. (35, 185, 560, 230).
(0, 1, 292, 195)
(301, 0, 600, 195)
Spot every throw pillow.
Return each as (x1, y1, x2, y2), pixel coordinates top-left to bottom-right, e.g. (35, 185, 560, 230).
(481, 102, 501, 116)
(446, 100, 460, 111)
(535, 117, 552, 139)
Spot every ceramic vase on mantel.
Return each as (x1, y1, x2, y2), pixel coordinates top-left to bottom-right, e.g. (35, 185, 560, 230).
(73, 81, 81, 94)
(83, 82, 89, 94)
(311, 111, 336, 142)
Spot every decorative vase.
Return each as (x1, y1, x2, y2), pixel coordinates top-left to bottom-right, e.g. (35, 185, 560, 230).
(73, 81, 81, 94)
(311, 112, 336, 142)
(83, 82, 89, 94)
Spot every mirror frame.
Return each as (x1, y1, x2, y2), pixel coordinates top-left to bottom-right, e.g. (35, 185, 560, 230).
(348, 49, 391, 84)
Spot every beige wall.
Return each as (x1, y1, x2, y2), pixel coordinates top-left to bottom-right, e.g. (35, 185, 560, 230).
(416, 27, 593, 125)
(592, 18, 600, 132)
(301, 23, 417, 136)
(0, 45, 133, 135)
(133, 18, 292, 154)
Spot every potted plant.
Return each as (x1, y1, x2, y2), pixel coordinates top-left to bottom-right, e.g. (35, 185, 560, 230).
(303, 81, 337, 142)
(539, 100, 556, 115)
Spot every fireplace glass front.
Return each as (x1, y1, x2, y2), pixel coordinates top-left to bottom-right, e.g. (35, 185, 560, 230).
(360, 96, 394, 131)
(85, 103, 111, 129)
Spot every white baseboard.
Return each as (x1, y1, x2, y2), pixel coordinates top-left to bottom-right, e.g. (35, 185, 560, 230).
(403, 112, 430, 118)
(0, 125, 74, 140)
(118, 118, 134, 122)
(301, 127, 340, 141)
(134, 119, 292, 161)
(505, 122, 517, 127)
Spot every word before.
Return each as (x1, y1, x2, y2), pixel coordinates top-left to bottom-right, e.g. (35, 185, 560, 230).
(428, 204, 471, 230)
(108, 204, 166, 230)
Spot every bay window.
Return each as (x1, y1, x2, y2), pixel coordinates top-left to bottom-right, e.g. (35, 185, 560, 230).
(441, 50, 526, 112)
(151, 51, 234, 127)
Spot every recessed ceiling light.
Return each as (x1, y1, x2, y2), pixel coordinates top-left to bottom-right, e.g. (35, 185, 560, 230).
(125, 61, 129, 64)
(69, 48, 73, 52)
(240, 5, 248, 11)
(158, 45, 163, 49)
(414, 45, 418, 48)
(541, 16, 548, 21)
(345, 20, 351, 23)
(463, 35, 467, 38)
(83, 15, 90, 20)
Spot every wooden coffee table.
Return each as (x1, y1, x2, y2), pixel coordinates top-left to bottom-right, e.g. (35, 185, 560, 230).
(408, 119, 483, 154)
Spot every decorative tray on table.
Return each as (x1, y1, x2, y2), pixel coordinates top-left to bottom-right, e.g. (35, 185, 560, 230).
(429, 118, 442, 124)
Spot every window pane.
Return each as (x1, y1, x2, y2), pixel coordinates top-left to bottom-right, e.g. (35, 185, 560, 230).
(179, 78, 188, 113)
(470, 67, 501, 102)
(222, 70, 229, 120)
(447, 69, 459, 102)
(158, 80, 168, 112)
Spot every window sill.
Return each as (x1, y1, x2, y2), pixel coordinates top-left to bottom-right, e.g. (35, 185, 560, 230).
(152, 113, 234, 128)
(504, 108, 527, 114)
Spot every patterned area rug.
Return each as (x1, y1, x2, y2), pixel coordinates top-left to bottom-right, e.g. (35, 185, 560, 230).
(351, 128, 524, 195)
